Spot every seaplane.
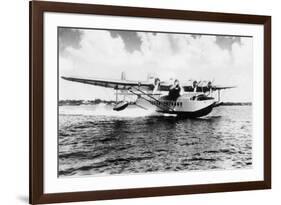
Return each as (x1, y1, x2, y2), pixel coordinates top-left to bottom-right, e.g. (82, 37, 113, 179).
(61, 73, 235, 118)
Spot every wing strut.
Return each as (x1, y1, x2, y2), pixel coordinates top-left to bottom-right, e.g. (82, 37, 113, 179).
(129, 87, 174, 112)
(115, 89, 118, 102)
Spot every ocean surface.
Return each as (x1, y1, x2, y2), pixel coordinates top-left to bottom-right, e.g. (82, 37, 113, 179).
(58, 104, 252, 177)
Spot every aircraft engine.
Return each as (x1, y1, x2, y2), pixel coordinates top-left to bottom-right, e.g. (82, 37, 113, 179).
(192, 80, 198, 88)
(154, 78, 160, 86)
(207, 81, 212, 89)
(153, 78, 161, 93)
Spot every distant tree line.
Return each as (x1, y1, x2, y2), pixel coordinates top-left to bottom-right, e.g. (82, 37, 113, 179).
(59, 99, 252, 106)
(219, 102, 252, 106)
(58, 99, 116, 106)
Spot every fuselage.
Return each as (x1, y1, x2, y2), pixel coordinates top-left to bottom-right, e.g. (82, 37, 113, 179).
(135, 93, 216, 118)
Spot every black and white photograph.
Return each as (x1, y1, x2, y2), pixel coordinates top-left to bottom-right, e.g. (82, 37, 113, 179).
(58, 27, 253, 177)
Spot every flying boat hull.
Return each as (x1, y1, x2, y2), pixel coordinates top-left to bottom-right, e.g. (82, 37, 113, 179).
(157, 102, 215, 118)
(136, 95, 216, 118)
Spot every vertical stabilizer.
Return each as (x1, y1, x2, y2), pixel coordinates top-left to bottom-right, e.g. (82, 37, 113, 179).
(121, 72, 126, 80)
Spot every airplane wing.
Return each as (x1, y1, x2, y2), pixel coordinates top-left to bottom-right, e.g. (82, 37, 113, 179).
(182, 85, 236, 92)
(212, 86, 236, 90)
(61, 76, 154, 90)
(62, 76, 235, 92)
(146, 83, 235, 92)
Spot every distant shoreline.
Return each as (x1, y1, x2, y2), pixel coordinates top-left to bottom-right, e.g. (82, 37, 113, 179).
(219, 102, 252, 106)
(59, 99, 116, 106)
(59, 100, 252, 106)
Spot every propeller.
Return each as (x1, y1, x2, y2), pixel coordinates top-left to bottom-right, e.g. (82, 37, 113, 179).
(207, 81, 212, 88)
(207, 79, 215, 89)
(192, 80, 198, 88)
(154, 77, 161, 86)
(153, 78, 161, 93)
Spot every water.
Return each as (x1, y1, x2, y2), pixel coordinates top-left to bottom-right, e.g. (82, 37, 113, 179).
(58, 104, 252, 177)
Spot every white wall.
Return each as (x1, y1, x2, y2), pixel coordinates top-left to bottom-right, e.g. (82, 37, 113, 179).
(0, 0, 279, 204)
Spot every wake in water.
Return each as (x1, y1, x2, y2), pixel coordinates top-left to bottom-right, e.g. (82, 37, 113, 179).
(59, 103, 160, 118)
(58, 105, 252, 177)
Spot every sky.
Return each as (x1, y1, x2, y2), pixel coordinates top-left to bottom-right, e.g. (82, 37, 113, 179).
(59, 27, 253, 102)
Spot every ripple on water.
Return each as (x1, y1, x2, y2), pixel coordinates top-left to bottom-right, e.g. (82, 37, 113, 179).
(58, 105, 253, 177)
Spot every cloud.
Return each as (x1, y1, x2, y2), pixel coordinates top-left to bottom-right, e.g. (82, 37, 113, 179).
(59, 28, 253, 102)
(109, 30, 142, 53)
(58, 28, 84, 56)
(215, 36, 241, 51)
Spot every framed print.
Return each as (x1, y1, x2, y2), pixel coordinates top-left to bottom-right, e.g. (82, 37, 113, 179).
(29, 1, 271, 204)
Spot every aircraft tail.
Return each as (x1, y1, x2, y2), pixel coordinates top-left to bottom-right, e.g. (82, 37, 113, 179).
(121, 72, 126, 80)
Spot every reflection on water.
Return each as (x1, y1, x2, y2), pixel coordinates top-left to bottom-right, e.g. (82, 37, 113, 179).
(58, 104, 252, 177)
